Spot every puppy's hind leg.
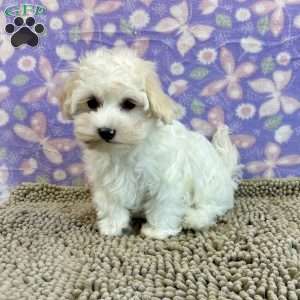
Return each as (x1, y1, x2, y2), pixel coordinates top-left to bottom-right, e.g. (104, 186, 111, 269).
(183, 189, 235, 231)
(183, 207, 218, 230)
(141, 185, 186, 239)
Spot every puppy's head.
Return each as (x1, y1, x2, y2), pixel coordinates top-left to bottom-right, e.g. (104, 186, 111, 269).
(58, 48, 179, 147)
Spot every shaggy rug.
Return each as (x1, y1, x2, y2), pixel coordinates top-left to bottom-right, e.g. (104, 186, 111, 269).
(0, 180, 299, 300)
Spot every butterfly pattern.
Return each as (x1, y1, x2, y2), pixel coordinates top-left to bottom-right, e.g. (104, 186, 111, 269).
(0, 0, 300, 193)
(191, 106, 256, 149)
(249, 70, 300, 117)
(63, 0, 122, 44)
(201, 47, 257, 100)
(0, 12, 14, 64)
(13, 112, 77, 165)
(22, 56, 69, 105)
(199, 0, 219, 15)
(251, 0, 300, 37)
(154, 1, 214, 56)
(246, 142, 300, 178)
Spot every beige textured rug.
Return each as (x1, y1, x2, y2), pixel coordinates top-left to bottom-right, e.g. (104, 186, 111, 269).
(0, 180, 300, 300)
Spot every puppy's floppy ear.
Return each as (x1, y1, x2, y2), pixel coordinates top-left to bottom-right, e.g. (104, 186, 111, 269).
(145, 64, 179, 124)
(56, 70, 78, 120)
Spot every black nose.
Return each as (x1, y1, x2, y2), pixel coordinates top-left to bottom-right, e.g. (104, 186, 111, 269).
(98, 128, 116, 142)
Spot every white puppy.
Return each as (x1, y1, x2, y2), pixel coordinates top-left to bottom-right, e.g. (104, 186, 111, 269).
(59, 48, 242, 239)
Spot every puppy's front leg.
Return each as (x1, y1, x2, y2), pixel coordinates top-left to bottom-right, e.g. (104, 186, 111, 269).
(93, 188, 130, 236)
(141, 187, 185, 239)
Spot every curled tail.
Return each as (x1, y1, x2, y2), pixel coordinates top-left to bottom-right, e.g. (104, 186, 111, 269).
(212, 125, 243, 187)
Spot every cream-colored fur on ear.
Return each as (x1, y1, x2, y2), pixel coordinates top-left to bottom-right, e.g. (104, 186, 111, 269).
(144, 64, 179, 124)
(56, 70, 78, 120)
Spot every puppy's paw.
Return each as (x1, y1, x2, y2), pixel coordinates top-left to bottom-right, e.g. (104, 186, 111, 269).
(98, 217, 130, 236)
(141, 223, 180, 239)
(183, 208, 216, 230)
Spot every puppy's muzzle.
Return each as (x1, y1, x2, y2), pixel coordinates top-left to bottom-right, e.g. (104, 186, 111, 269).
(98, 128, 116, 142)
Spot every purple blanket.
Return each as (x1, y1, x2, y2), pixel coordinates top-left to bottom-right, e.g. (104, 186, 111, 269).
(1, 0, 300, 195)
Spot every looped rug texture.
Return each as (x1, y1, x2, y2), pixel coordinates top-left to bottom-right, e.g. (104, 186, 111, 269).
(0, 180, 300, 300)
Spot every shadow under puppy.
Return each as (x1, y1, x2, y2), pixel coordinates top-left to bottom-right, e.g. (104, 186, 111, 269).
(58, 48, 242, 239)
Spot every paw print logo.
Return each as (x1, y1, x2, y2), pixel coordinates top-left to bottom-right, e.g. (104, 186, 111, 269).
(5, 16, 45, 47)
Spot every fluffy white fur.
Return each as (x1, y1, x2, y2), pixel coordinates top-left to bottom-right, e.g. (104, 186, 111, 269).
(58, 48, 242, 239)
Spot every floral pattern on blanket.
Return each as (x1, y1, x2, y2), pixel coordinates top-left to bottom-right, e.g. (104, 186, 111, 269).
(1, 0, 300, 194)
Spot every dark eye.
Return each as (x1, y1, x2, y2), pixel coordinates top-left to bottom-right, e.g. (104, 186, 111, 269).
(87, 96, 100, 110)
(121, 98, 136, 111)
